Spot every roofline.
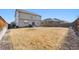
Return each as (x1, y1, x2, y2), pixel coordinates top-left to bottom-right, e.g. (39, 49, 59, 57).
(16, 9, 41, 17)
(0, 16, 8, 24)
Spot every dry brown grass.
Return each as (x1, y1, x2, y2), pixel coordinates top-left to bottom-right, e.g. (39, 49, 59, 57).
(8, 27, 69, 50)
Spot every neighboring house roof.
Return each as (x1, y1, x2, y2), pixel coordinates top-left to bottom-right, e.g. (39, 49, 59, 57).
(0, 16, 8, 28)
(44, 18, 69, 23)
(16, 9, 41, 17)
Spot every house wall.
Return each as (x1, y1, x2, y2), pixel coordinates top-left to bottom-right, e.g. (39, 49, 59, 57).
(19, 12, 41, 20)
(18, 19, 41, 27)
(0, 19, 6, 28)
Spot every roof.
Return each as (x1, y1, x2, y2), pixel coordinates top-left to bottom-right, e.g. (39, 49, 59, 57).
(0, 16, 7, 24)
(44, 18, 69, 23)
(16, 9, 41, 17)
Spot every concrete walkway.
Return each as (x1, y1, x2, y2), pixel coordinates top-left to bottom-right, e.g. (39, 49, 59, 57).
(0, 30, 13, 50)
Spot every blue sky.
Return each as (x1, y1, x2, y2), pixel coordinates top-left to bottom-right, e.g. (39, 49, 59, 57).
(0, 9, 79, 23)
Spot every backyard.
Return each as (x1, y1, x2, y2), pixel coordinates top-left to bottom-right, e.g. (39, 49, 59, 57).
(0, 27, 79, 50)
(8, 27, 69, 50)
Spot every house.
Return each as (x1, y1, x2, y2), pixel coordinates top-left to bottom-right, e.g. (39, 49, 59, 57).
(0, 16, 8, 40)
(15, 9, 41, 27)
(41, 18, 70, 27)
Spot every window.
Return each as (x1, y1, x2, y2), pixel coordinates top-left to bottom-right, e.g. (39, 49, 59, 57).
(36, 16, 41, 20)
